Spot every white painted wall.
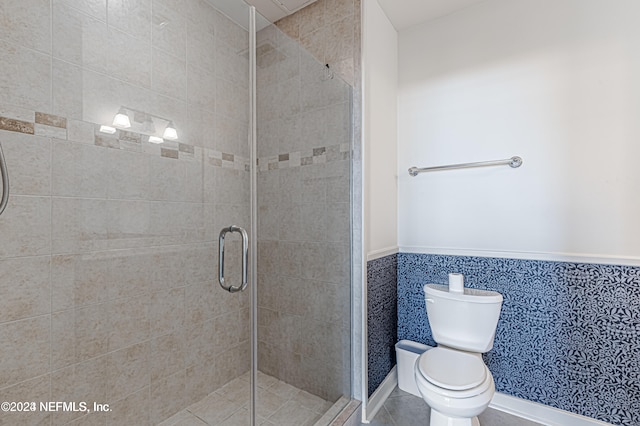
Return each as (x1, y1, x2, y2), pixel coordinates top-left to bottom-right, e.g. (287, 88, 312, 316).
(398, 0, 640, 264)
(364, 0, 398, 259)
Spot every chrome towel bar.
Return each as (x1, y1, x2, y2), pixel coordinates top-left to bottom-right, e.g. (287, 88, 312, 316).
(409, 156, 523, 177)
(0, 142, 9, 216)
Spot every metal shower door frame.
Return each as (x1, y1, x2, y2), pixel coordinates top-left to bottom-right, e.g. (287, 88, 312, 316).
(248, 6, 258, 426)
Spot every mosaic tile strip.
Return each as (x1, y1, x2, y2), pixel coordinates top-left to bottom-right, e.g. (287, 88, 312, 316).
(161, 148, 179, 159)
(367, 254, 398, 397)
(35, 112, 66, 128)
(0, 116, 34, 134)
(257, 143, 350, 171)
(206, 149, 249, 171)
(0, 107, 249, 170)
(397, 253, 640, 425)
(0, 106, 346, 173)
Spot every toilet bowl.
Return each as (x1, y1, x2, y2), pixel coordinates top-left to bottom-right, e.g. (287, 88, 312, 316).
(415, 279, 503, 426)
(415, 347, 495, 426)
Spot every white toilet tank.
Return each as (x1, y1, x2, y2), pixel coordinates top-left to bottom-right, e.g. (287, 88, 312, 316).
(424, 284, 503, 353)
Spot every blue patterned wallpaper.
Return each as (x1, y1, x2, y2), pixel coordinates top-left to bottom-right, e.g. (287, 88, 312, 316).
(397, 253, 640, 425)
(367, 254, 398, 397)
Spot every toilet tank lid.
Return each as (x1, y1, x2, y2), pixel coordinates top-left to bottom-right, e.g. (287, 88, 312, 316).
(424, 284, 503, 304)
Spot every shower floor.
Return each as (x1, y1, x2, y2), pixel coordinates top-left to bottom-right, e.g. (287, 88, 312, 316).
(158, 372, 337, 426)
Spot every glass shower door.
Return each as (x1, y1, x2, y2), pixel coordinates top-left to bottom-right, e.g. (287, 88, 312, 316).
(0, 0, 352, 424)
(254, 17, 353, 425)
(0, 0, 253, 424)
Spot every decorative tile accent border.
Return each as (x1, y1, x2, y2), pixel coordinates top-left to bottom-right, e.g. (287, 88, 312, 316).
(0, 105, 349, 173)
(0, 116, 34, 134)
(367, 254, 398, 397)
(206, 149, 249, 171)
(0, 105, 249, 171)
(397, 253, 640, 425)
(257, 143, 350, 171)
(36, 111, 66, 128)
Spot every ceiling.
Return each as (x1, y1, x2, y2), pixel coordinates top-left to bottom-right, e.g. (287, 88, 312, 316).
(376, 0, 488, 31)
(223, 0, 488, 31)
(245, 0, 318, 23)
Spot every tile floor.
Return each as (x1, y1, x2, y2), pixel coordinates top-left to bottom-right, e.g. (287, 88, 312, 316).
(158, 371, 337, 426)
(156, 374, 542, 426)
(362, 387, 544, 426)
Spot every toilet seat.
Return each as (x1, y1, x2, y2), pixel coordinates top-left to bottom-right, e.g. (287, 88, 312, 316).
(416, 347, 492, 398)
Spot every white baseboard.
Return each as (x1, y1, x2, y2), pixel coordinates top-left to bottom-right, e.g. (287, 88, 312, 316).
(489, 393, 612, 426)
(366, 367, 612, 426)
(362, 366, 397, 423)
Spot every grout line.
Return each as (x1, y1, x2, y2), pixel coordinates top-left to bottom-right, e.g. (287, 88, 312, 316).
(384, 405, 398, 426)
(47, 0, 55, 393)
(49, 0, 54, 113)
(46, 0, 55, 403)
(149, 0, 154, 94)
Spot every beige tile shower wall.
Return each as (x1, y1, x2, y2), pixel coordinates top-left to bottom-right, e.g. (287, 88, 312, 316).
(0, 1, 250, 425)
(256, 25, 352, 402)
(276, 1, 364, 399)
(275, 0, 360, 87)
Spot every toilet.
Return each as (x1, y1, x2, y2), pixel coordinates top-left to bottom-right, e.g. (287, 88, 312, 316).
(414, 275, 503, 426)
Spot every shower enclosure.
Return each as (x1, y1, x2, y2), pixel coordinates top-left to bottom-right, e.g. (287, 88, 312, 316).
(0, 0, 352, 425)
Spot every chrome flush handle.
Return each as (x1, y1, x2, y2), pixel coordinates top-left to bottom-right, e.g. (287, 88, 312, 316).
(218, 225, 249, 293)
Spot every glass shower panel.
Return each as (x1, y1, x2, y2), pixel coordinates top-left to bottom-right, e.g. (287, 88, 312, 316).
(0, 0, 251, 424)
(0, 0, 353, 424)
(255, 21, 353, 423)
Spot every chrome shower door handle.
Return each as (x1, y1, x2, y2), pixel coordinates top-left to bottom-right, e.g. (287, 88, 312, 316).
(218, 225, 249, 293)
